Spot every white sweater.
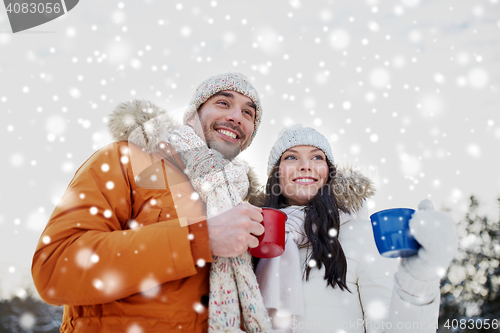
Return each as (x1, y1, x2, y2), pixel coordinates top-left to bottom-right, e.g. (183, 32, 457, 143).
(258, 210, 440, 333)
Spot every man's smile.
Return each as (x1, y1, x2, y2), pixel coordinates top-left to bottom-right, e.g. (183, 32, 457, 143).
(214, 126, 240, 143)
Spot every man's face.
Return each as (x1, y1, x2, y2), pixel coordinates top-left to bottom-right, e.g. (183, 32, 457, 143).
(188, 90, 256, 160)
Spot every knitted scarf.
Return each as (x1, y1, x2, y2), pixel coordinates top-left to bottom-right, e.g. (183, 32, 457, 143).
(168, 125, 272, 333)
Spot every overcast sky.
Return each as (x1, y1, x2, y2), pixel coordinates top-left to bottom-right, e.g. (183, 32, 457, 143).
(1, 0, 499, 299)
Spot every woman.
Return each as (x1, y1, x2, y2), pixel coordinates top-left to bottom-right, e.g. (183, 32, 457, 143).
(252, 126, 457, 333)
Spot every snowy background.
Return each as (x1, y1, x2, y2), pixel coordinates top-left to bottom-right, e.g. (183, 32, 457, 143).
(1, 0, 499, 300)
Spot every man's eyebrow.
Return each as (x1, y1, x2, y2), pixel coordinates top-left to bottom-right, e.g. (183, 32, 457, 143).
(213, 91, 256, 112)
(212, 91, 234, 99)
(246, 101, 257, 111)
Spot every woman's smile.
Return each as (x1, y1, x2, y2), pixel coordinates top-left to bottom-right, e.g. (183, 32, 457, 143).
(292, 177, 318, 185)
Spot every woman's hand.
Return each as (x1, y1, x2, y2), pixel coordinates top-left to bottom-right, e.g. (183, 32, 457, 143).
(402, 199, 458, 281)
(396, 199, 458, 304)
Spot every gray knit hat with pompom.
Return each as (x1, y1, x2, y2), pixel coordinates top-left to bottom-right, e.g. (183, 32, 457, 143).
(267, 125, 334, 175)
(183, 72, 262, 147)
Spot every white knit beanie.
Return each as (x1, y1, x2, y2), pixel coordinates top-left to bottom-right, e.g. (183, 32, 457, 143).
(267, 125, 334, 175)
(183, 72, 262, 147)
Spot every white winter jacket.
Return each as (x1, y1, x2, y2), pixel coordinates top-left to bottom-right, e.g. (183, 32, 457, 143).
(258, 208, 440, 333)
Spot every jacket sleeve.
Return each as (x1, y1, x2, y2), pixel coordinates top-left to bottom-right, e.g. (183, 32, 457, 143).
(32, 142, 211, 306)
(387, 282, 440, 332)
(356, 220, 439, 333)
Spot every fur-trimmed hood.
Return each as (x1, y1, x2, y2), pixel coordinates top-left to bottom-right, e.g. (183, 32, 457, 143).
(107, 100, 375, 213)
(108, 99, 176, 153)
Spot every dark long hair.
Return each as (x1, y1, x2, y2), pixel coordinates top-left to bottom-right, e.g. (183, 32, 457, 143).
(263, 159, 350, 291)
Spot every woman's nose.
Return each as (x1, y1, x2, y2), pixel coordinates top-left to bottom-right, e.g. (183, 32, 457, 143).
(299, 160, 312, 171)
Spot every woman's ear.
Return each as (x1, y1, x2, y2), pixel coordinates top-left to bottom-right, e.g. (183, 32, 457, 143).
(275, 164, 281, 177)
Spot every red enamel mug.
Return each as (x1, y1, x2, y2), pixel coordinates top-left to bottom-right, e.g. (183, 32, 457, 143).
(249, 207, 287, 259)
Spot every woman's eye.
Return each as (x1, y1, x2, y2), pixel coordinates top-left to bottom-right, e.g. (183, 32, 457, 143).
(284, 155, 297, 160)
(312, 155, 324, 160)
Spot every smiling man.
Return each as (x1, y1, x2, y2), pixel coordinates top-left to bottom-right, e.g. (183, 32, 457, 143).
(187, 90, 257, 160)
(32, 72, 266, 332)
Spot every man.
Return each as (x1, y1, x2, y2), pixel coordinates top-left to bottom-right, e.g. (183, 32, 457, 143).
(32, 73, 265, 332)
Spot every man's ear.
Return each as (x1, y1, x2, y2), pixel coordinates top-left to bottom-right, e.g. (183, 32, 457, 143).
(186, 108, 198, 127)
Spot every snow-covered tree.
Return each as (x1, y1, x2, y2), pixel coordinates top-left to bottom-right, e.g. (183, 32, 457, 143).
(438, 196, 500, 332)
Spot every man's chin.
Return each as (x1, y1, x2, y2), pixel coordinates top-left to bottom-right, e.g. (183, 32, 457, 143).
(208, 141, 241, 160)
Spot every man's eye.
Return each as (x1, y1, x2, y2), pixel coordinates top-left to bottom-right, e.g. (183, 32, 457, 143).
(244, 110, 255, 118)
(217, 101, 229, 106)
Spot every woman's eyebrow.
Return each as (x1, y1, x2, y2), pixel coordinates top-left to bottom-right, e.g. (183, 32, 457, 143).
(283, 148, 324, 157)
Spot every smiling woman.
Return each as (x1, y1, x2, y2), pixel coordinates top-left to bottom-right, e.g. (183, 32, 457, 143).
(278, 146, 329, 205)
(252, 125, 446, 333)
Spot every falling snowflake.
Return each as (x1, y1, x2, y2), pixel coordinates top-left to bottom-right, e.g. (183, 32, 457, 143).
(69, 87, 81, 99)
(140, 277, 160, 298)
(26, 211, 49, 232)
(127, 323, 143, 333)
(193, 302, 205, 313)
(466, 144, 481, 158)
(76, 248, 97, 269)
(369, 68, 390, 89)
(329, 29, 350, 50)
(255, 27, 281, 55)
(399, 153, 421, 176)
(180, 26, 192, 37)
(19, 313, 36, 330)
(468, 68, 489, 89)
(10, 153, 25, 167)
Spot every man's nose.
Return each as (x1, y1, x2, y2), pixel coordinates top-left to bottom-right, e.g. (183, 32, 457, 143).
(226, 107, 243, 125)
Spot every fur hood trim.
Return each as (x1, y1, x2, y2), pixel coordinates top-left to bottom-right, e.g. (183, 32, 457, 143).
(107, 99, 261, 201)
(108, 99, 178, 153)
(107, 100, 374, 211)
(333, 165, 375, 213)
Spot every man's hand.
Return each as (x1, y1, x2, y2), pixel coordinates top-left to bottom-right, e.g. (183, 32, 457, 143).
(207, 203, 265, 257)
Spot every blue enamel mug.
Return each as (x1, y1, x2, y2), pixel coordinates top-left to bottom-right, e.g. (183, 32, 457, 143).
(370, 208, 421, 258)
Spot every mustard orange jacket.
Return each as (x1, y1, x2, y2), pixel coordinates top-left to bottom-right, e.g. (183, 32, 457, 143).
(32, 139, 213, 332)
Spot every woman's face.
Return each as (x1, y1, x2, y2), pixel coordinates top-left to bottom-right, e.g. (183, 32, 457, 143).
(278, 145, 329, 206)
